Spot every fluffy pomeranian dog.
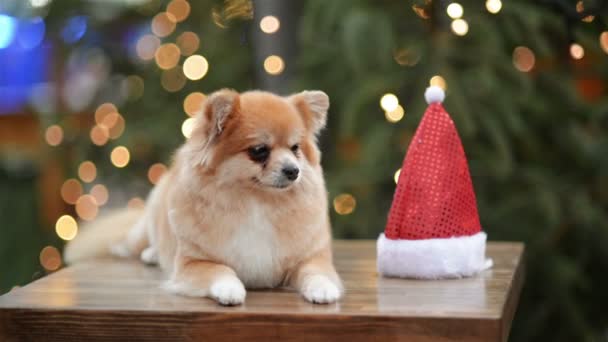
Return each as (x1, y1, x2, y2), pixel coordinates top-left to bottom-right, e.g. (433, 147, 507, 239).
(65, 89, 343, 305)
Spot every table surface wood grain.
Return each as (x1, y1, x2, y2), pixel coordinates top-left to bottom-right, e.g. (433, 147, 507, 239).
(0, 240, 524, 342)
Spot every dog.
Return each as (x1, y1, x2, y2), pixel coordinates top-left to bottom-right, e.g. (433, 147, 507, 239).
(65, 89, 343, 305)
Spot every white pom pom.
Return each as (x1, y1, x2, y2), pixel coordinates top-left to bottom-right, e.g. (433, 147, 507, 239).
(424, 86, 445, 104)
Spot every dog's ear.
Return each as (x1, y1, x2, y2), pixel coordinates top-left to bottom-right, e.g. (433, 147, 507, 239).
(288, 90, 329, 135)
(202, 88, 240, 138)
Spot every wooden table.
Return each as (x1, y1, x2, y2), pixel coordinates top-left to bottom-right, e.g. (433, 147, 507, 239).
(0, 241, 524, 341)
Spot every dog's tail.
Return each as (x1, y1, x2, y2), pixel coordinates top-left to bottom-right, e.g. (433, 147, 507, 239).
(64, 208, 143, 264)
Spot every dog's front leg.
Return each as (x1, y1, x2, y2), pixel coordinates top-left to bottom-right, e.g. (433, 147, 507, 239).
(164, 256, 246, 306)
(289, 247, 344, 304)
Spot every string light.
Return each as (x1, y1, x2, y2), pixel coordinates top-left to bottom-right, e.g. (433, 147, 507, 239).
(260, 15, 280, 34)
(176, 31, 199, 56)
(90, 184, 109, 206)
(55, 215, 78, 241)
(576, 1, 594, 22)
(128, 197, 146, 209)
(167, 0, 190, 22)
(263, 55, 285, 75)
(333, 193, 356, 215)
(394, 169, 401, 184)
(39, 246, 61, 271)
(90, 125, 110, 146)
(148, 163, 168, 184)
(446, 3, 463, 19)
(45, 125, 63, 146)
(155, 43, 181, 70)
(451, 19, 469, 36)
(75, 194, 98, 221)
(161, 67, 187, 92)
(183, 55, 209, 80)
(181, 118, 196, 138)
(110, 146, 130, 168)
(600, 32, 608, 54)
(385, 105, 404, 123)
(151, 12, 176, 38)
(570, 43, 584, 59)
(380, 93, 399, 112)
(136, 34, 160, 61)
(512, 46, 535, 72)
(485, 0, 502, 14)
(60, 179, 82, 204)
(430, 75, 447, 90)
(77, 161, 96, 183)
(183, 92, 206, 117)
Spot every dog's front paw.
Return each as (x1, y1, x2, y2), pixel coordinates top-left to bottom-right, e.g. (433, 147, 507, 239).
(301, 275, 342, 304)
(210, 277, 246, 306)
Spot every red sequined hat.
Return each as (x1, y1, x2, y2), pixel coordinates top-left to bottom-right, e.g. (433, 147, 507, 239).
(377, 86, 493, 279)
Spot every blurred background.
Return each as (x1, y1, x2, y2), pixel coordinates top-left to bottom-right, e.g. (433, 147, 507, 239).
(0, 0, 607, 340)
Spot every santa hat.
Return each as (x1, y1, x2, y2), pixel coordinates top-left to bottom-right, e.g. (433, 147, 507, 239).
(377, 86, 493, 279)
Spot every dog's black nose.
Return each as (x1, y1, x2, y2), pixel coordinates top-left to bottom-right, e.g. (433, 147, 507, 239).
(282, 166, 299, 181)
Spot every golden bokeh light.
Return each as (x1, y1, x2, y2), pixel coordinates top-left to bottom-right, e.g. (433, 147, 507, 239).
(128, 197, 146, 209)
(181, 118, 196, 138)
(90, 184, 109, 206)
(136, 34, 161, 61)
(513, 46, 535, 72)
(55, 215, 78, 241)
(333, 193, 356, 215)
(100, 112, 125, 140)
(177, 31, 200, 56)
(570, 43, 584, 60)
(451, 19, 469, 36)
(260, 15, 280, 34)
(60, 179, 82, 205)
(263, 55, 285, 75)
(600, 32, 608, 54)
(430, 75, 447, 90)
(110, 146, 130, 168)
(45, 125, 63, 146)
(155, 43, 181, 70)
(183, 92, 206, 117)
(394, 169, 401, 184)
(40, 246, 61, 271)
(485, 0, 502, 14)
(167, 0, 190, 22)
(126, 75, 144, 100)
(148, 163, 168, 184)
(161, 68, 187, 92)
(151, 12, 177, 38)
(393, 48, 421, 67)
(90, 125, 110, 146)
(78, 161, 97, 183)
(94, 103, 117, 125)
(385, 105, 405, 123)
(75, 194, 98, 221)
(183, 55, 209, 81)
(446, 3, 463, 19)
(380, 93, 399, 112)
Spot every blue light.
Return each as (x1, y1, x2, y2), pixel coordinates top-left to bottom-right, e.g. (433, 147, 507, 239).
(0, 14, 17, 49)
(61, 16, 87, 44)
(17, 17, 45, 50)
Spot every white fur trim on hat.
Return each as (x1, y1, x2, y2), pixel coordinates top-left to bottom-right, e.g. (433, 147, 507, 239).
(424, 86, 445, 104)
(377, 232, 493, 279)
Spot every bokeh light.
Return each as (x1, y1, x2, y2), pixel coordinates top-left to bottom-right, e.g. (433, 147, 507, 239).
(75, 194, 98, 221)
(380, 93, 399, 112)
(601, 32, 608, 54)
(385, 105, 404, 123)
(0, 15, 17, 49)
(151, 12, 176, 38)
(181, 118, 196, 138)
(451, 19, 469, 36)
(513, 46, 535, 72)
(94, 103, 117, 125)
(161, 67, 187, 92)
(393, 48, 420, 67)
(155, 43, 181, 70)
(30, 0, 51, 8)
(183, 55, 209, 80)
(17, 17, 45, 50)
(126, 75, 144, 100)
(260, 15, 280, 34)
(78, 161, 96, 183)
(183, 92, 206, 117)
(39, 246, 61, 271)
(45, 125, 63, 146)
(486, 0, 502, 14)
(61, 16, 87, 44)
(333, 193, 356, 215)
(55, 215, 78, 241)
(136, 34, 161, 61)
(394, 169, 401, 184)
(430, 75, 447, 90)
(60, 179, 82, 205)
(90, 125, 110, 146)
(167, 0, 191, 22)
(148, 163, 168, 184)
(176, 31, 199, 56)
(263, 55, 285, 75)
(90, 184, 109, 206)
(128, 197, 146, 209)
(570, 43, 584, 59)
(446, 3, 463, 19)
(110, 146, 130, 168)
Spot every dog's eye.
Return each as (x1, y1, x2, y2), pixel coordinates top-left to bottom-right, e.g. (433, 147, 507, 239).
(247, 145, 270, 163)
(291, 144, 299, 153)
